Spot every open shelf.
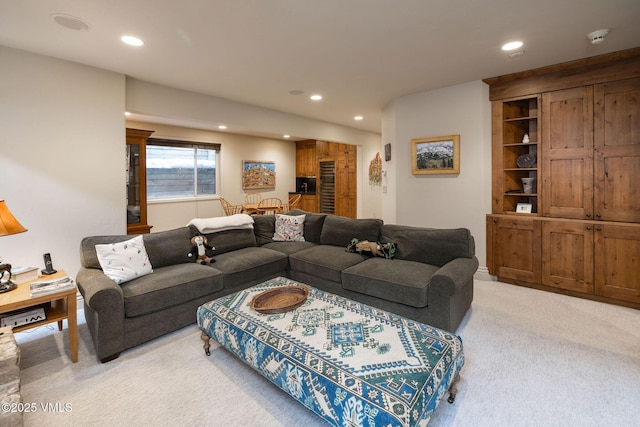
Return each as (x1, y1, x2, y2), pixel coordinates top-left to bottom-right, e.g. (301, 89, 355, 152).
(497, 95, 540, 215)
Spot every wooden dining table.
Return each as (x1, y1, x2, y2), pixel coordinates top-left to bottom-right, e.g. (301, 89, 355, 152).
(242, 202, 283, 215)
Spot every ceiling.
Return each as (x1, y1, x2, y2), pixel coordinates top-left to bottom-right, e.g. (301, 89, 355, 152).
(1, 0, 639, 136)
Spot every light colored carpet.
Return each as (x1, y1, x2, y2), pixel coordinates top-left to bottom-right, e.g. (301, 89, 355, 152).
(15, 279, 640, 427)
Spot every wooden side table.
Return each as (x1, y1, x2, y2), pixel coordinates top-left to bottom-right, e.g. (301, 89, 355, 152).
(0, 270, 78, 363)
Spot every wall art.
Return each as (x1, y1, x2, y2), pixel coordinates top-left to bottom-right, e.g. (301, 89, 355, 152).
(411, 135, 460, 175)
(242, 160, 276, 189)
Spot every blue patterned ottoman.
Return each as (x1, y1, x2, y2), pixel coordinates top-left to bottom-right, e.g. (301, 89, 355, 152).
(197, 277, 464, 427)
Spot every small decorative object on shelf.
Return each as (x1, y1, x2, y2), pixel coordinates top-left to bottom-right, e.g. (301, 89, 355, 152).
(522, 133, 530, 143)
(516, 153, 536, 168)
(521, 177, 536, 194)
(0, 264, 17, 293)
(516, 203, 533, 213)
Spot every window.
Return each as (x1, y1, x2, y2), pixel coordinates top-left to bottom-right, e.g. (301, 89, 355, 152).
(146, 139, 220, 200)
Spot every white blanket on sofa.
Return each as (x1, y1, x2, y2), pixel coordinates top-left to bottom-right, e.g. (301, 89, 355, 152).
(187, 214, 254, 233)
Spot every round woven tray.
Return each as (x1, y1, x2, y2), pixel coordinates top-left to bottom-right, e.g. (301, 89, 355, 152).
(250, 285, 309, 314)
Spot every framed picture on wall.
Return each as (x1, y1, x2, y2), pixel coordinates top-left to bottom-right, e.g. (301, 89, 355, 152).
(411, 135, 460, 175)
(242, 160, 276, 189)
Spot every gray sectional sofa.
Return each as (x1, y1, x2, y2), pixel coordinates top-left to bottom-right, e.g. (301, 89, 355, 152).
(77, 210, 478, 362)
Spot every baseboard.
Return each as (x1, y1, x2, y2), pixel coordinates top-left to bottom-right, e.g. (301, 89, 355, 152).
(474, 266, 495, 281)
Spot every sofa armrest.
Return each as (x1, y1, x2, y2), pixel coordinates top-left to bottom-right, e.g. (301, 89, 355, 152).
(429, 257, 479, 296)
(76, 268, 124, 311)
(76, 268, 126, 361)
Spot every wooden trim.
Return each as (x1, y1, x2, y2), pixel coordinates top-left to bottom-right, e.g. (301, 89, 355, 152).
(484, 47, 640, 100)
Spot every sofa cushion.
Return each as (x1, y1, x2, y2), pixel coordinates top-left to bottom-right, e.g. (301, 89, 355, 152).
(120, 263, 223, 318)
(80, 227, 196, 270)
(381, 225, 474, 267)
(320, 216, 383, 247)
(261, 241, 317, 256)
(255, 211, 327, 246)
(202, 228, 257, 255)
(95, 235, 153, 285)
(289, 245, 368, 283)
(144, 226, 199, 268)
(273, 214, 306, 241)
(287, 210, 327, 243)
(211, 247, 288, 290)
(253, 215, 276, 246)
(342, 258, 440, 308)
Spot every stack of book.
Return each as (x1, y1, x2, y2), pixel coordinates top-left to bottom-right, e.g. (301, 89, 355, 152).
(29, 276, 75, 297)
(10, 266, 39, 284)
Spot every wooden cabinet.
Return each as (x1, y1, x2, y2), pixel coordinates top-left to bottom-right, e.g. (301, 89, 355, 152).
(295, 140, 317, 177)
(595, 224, 640, 304)
(542, 79, 640, 223)
(296, 140, 356, 218)
(295, 193, 317, 213)
(486, 215, 541, 284)
(593, 78, 640, 223)
(486, 48, 640, 309)
(490, 216, 640, 305)
(334, 150, 357, 218)
(126, 128, 153, 235)
(541, 220, 593, 293)
(541, 87, 594, 219)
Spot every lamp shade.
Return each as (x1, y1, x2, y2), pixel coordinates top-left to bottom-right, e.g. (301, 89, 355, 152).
(0, 200, 27, 236)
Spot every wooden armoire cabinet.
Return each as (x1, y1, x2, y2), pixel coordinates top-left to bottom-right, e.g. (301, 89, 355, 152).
(486, 48, 640, 309)
(126, 128, 154, 235)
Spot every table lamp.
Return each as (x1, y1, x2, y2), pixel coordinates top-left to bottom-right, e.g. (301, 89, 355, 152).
(0, 200, 28, 293)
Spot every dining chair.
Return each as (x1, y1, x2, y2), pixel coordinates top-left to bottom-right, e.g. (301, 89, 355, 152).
(282, 193, 302, 213)
(244, 193, 263, 204)
(219, 197, 244, 216)
(256, 197, 283, 215)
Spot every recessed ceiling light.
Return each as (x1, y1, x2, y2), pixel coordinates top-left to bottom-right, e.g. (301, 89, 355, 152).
(283, 135, 291, 139)
(354, 116, 363, 121)
(121, 35, 144, 47)
(51, 13, 90, 31)
(218, 125, 227, 130)
(310, 94, 322, 101)
(501, 41, 523, 51)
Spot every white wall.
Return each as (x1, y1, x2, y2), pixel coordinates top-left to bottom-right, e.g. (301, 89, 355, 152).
(0, 46, 126, 277)
(382, 81, 493, 269)
(126, 120, 297, 231)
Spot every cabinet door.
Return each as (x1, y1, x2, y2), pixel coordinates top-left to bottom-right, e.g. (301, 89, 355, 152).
(335, 156, 357, 218)
(594, 224, 640, 303)
(299, 194, 318, 213)
(541, 221, 593, 293)
(489, 216, 541, 284)
(541, 87, 594, 219)
(594, 78, 640, 223)
(296, 141, 316, 177)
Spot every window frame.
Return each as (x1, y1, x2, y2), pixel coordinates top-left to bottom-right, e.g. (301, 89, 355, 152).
(146, 138, 221, 202)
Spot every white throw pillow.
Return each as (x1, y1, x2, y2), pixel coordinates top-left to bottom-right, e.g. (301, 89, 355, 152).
(95, 235, 153, 285)
(273, 214, 305, 242)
